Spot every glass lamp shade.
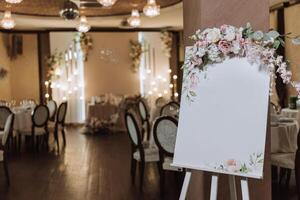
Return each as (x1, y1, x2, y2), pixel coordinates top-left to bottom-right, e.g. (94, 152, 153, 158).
(76, 16, 91, 33)
(98, 0, 117, 7)
(5, 0, 23, 3)
(143, 0, 160, 17)
(1, 11, 15, 29)
(127, 9, 141, 28)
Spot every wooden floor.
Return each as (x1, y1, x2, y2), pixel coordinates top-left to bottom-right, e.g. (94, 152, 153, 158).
(0, 126, 298, 200)
(0, 127, 181, 200)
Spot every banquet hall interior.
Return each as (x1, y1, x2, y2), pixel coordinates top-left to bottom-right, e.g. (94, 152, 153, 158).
(0, 0, 300, 200)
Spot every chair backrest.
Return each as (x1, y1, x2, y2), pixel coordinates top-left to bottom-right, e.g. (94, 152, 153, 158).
(2, 114, 14, 146)
(0, 106, 12, 130)
(56, 102, 68, 124)
(153, 116, 178, 156)
(138, 99, 149, 121)
(124, 112, 142, 147)
(32, 105, 49, 127)
(47, 100, 57, 121)
(160, 101, 180, 117)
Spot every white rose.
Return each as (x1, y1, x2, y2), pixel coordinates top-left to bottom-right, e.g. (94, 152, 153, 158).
(206, 28, 221, 43)
(231, 40, 241, 54)
(224, 26, 236, 41)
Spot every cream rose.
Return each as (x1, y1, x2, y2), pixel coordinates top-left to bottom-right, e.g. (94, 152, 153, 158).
(223, 26, 236, 41)
(206, 28, 221, 43)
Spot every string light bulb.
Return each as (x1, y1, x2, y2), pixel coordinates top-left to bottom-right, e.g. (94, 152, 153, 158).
(128, 9, 141, 28)
(143, 0, 160, 17)
(76, 16, 91, 33)
(1, 11, 15, 29)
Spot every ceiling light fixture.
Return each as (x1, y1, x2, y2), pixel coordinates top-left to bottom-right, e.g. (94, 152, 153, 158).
(5, 0, 23, 4)
(60, 0, 79, 20)
(127, 9, 141, 28)
(1, 11, 15, 29)
(143, 0, 160, 17)
(76, 16, 91, 33)
(97, 0, 117, 7)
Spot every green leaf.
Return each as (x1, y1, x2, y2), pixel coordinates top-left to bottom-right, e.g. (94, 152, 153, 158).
(273, 40, 280, 49)
(278, 37, 285, 47)
(267, 30, 280, 39)
(189, 91, 197, 97)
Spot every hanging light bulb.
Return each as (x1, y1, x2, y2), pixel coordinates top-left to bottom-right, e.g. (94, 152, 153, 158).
(143, 0, 160, 17)
(5, 0, 22, 4)
(98, 0, 117, 7)
(76, 16, 91, 33)
(1, 11, 15, 29)
(128, 9, 141, 28)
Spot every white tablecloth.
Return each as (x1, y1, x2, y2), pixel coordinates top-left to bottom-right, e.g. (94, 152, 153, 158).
(12, 107, 33, 132)
(281, 108, 300, 126)
(271, 121, 299, 153)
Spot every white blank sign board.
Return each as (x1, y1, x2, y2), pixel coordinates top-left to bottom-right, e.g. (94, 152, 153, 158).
(173, 51, 270, 179)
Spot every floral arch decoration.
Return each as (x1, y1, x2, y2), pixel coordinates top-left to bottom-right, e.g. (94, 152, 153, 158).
(182, 23, 300, 103)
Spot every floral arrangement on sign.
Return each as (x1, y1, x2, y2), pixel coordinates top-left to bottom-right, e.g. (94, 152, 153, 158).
(76, 32, 93, 62)
(0, 67, 8, 80)
(129, 40, 144, 72)
(160, 31, 172, 58)
(45, 49, 63, 80)
(182, 23, 300, 103)
(86, 114, 119, 134)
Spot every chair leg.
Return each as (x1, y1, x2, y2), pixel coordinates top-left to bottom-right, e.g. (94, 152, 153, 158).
(54, 128, 60, 152)
(131, 158, 137, 184)
(3, 152, 10, 186)
(18, 135, 21, 153)
(139, 161, 145, 191)
(62, 128, 66, 146)
(146, 121, 150, 141)
(286, 169, 292, 188)
(157, 162, 165, 197)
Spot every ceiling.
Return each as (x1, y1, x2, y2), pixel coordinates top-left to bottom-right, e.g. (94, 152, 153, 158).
(0, 0, 181, 17)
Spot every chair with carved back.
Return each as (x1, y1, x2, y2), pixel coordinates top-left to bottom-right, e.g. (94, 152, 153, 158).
(153, 115, 183, 196)
(124, 111, 159, 191)
(137, 99, 151, 141)
(0, 114, 14, 185)
(54, 102, 68, 152)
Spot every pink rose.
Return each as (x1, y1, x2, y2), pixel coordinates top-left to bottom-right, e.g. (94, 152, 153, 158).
(191, 56, 203, 66)
(226, 159, 237, 166)
(190, 73, 199, 89)
(196, 40, 208, 48)
(218, 40, 232, 54)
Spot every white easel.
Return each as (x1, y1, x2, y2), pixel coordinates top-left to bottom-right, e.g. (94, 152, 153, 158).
(179, 172, 249, 200)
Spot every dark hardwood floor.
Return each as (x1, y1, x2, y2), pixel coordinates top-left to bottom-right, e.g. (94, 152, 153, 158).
(0, 127, 181, 200)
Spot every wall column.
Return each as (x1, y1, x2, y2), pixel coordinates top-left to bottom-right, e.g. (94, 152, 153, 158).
(182, 0, 271, 199)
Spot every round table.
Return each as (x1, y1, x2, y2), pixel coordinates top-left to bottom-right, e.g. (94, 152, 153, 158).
(281, 108, 300, 127)
(12, 106, 33, 133)
(271, 121, 299, 153)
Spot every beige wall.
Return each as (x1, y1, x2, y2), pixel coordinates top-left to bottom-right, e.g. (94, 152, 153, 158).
(0, 33, 12, 101)
(84, 32, 139, 99)
(10, 34, 40, 102)
(0, 33, 40, 102)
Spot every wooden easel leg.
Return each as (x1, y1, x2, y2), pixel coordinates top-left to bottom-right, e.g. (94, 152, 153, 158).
(210, 175, 218, 200)
(179, 171, 192, 200)
(241, 179, 250, 200)
(229, 175, 237, 200)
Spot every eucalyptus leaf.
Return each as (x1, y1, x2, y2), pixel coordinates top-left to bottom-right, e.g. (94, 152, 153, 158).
(189, 91, 197, 97)
(273, 40, 280, 49)
(252, 31, 264, 41)
(267, 30, 280, 39)
(292, 37, 300, 45)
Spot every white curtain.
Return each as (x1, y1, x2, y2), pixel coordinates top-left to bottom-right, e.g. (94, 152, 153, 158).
(51, 38, 85, 123)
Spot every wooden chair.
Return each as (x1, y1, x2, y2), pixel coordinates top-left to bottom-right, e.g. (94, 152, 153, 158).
(124, 111, 159, 191)
(137, 99, 151, 141)
(295, 129, 300, 198)
(19, 104, 49, 151)
(153, 116, 182, 196)
(47, 100, 57, 122)
(0, 106, 12, 130)
(53, 102, 68, 151)
(0, 114, 14, 185)
(160, 101, 180, 117)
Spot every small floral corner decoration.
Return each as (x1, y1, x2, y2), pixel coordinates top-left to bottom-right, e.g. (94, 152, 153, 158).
(182, 23, 300, 104)
(212, 152, 264, 175)
(0, 67, 8, 80)
(160, 31, 172, 58)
